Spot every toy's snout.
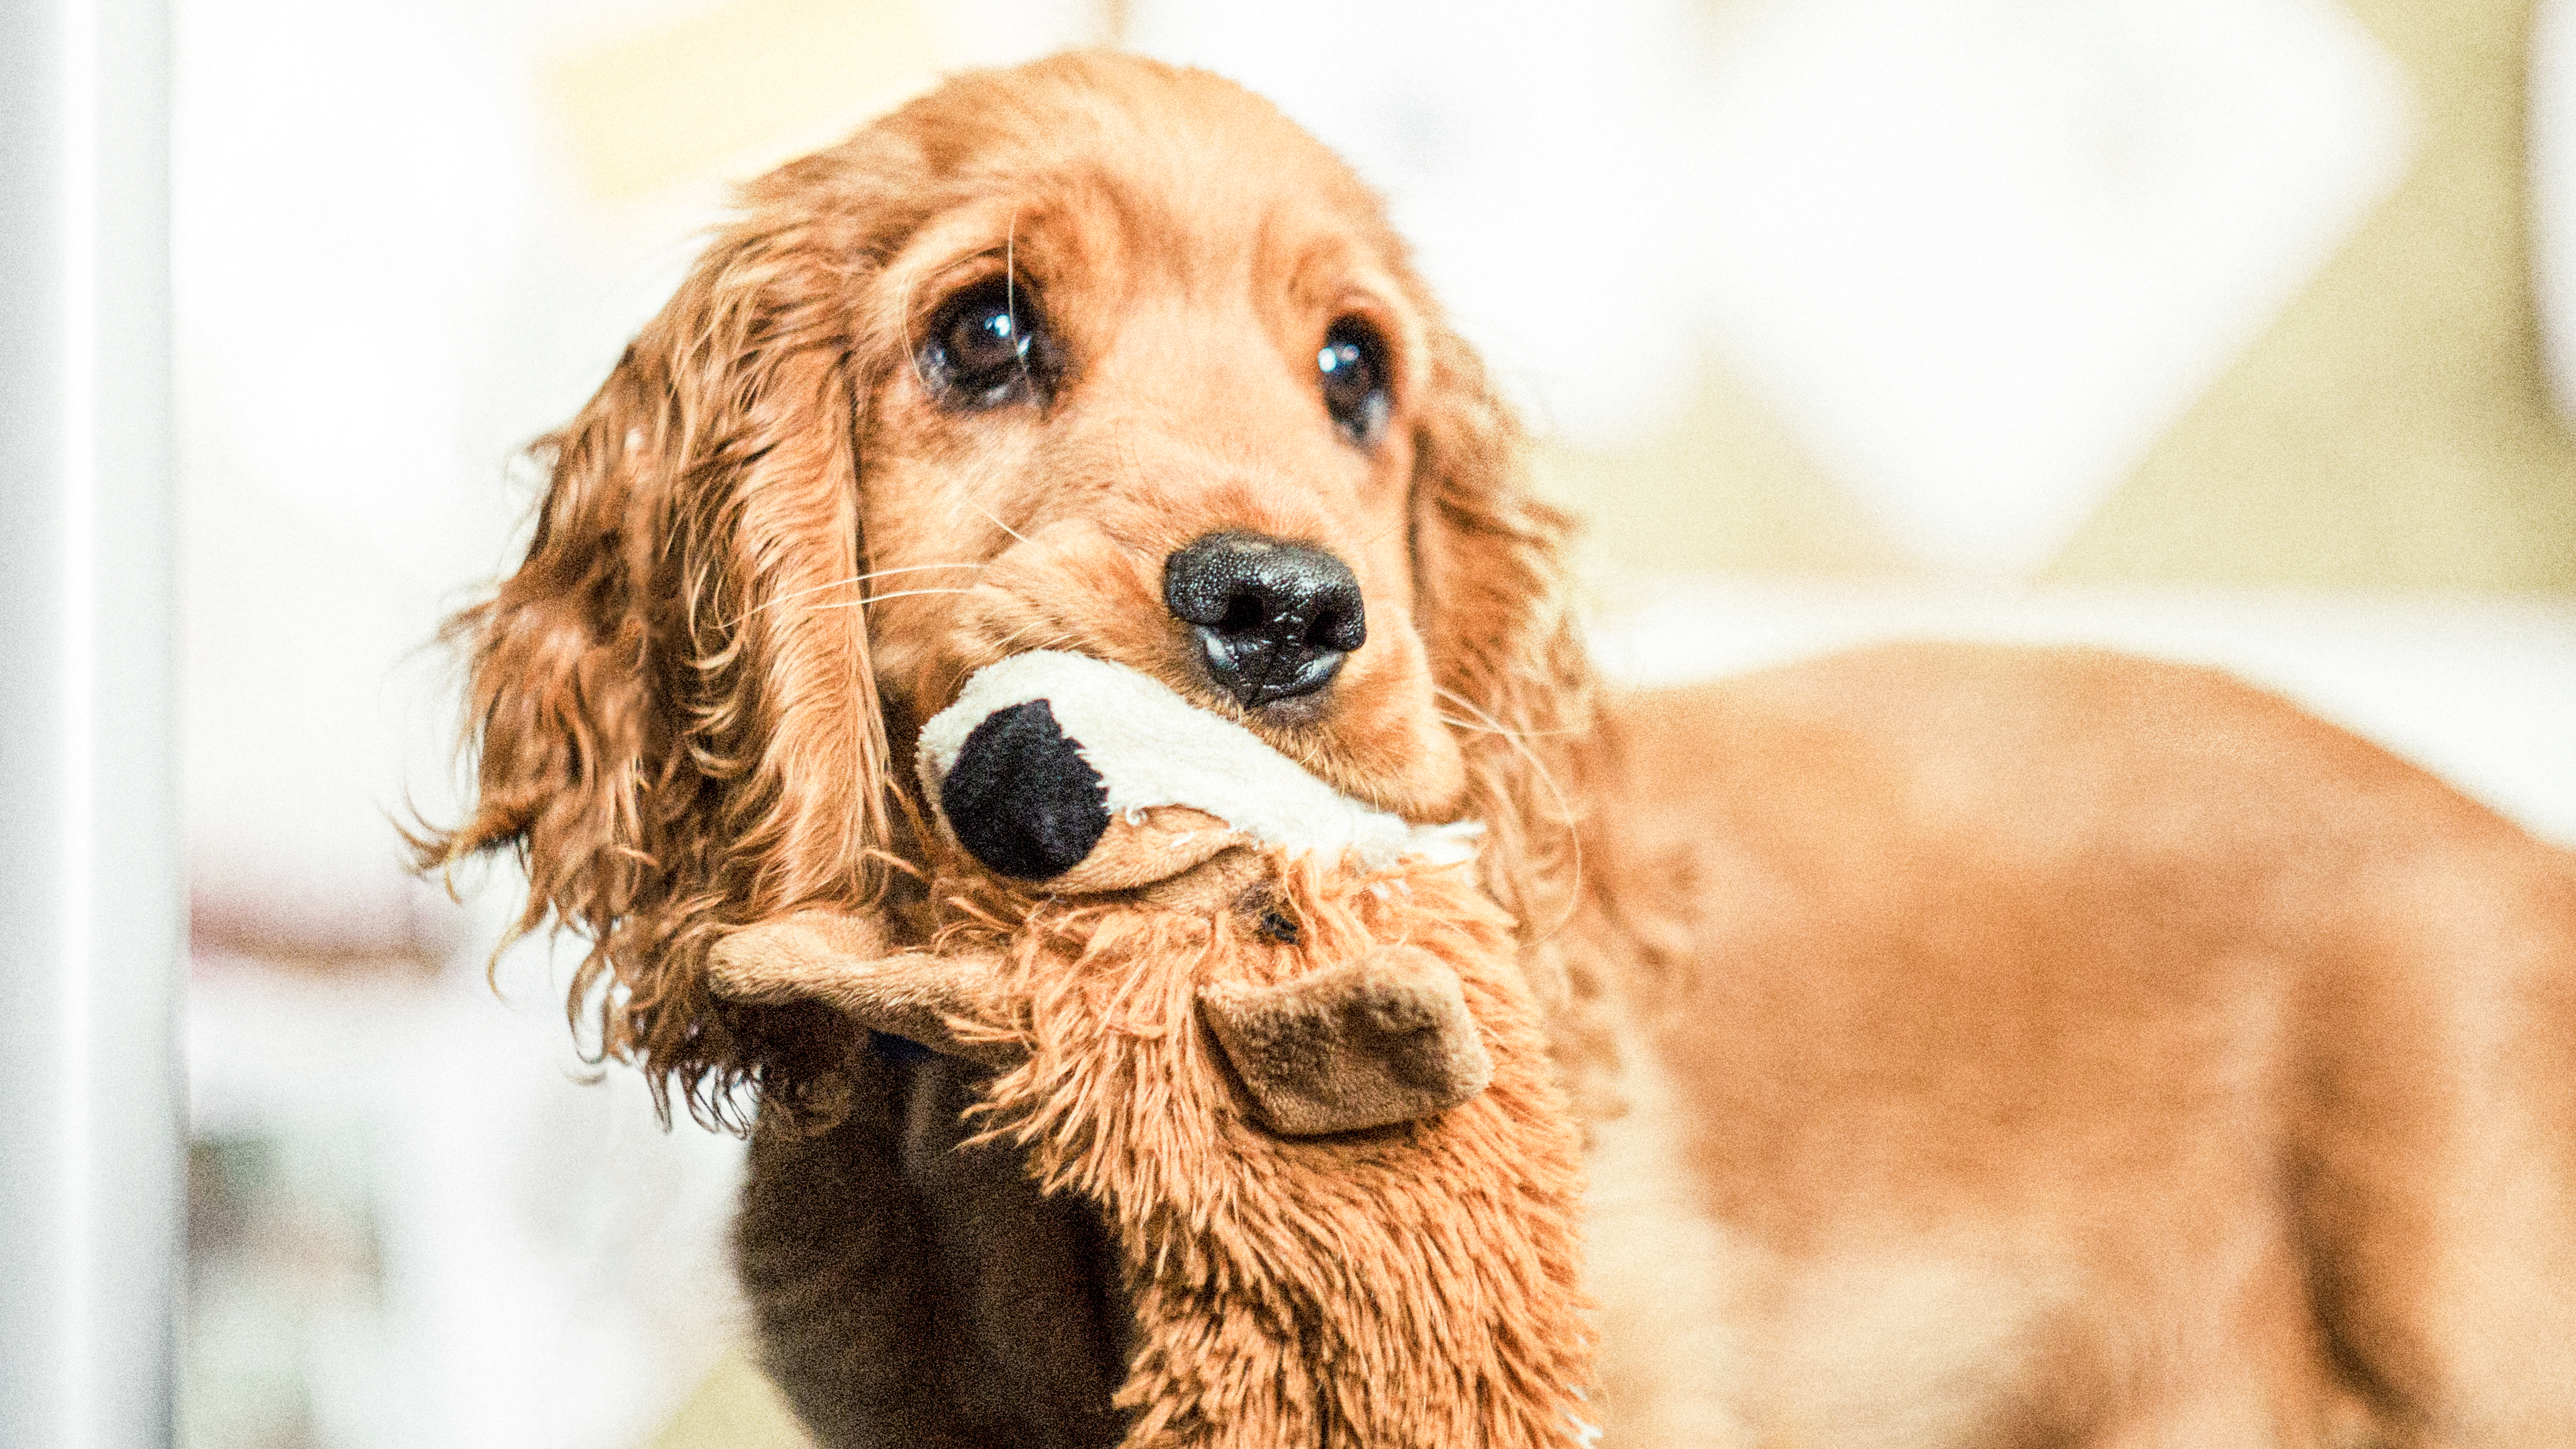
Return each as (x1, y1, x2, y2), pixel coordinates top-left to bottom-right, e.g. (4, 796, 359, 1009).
(716, 652, 1506, 1138)
(918, 652, 1483, 896)
(939, 698, 1110, 879)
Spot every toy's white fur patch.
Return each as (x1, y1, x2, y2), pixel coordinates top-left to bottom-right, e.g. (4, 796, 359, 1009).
(917, 651, 1480, 869)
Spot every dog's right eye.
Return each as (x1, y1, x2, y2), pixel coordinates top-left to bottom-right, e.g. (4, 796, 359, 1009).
(1318, 317, 1391, 446)
(920, 276, 1058, 409)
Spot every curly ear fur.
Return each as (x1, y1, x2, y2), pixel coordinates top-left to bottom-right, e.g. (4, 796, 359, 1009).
(419, 150, 925, 1131)
(1405, 315, 1609, 1079)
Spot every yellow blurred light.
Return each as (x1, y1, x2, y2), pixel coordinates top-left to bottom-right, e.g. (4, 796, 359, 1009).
(543, 0, 946, 200)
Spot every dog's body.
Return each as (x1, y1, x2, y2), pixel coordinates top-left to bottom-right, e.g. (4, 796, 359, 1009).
(430, 51, 2576, 1447)
(1588, 647, 2576, 1447)
(722, 649, 2576, 1448)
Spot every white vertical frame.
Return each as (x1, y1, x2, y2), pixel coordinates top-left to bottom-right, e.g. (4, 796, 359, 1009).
(2542, 0, 2576, 419)
(0, 0, 180, 1445)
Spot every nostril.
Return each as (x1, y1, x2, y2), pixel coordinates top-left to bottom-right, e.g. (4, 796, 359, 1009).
(1305, 602, 1363, 653)
(1216, 594, 1268, 634)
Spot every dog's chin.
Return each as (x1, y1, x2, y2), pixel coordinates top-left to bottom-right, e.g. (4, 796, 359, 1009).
(1240, 657, 1469, 822)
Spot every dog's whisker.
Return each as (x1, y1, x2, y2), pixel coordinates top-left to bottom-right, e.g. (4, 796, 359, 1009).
(967, 495, 1034, 548)
(726, 563, 988, 628)
(1434, 712, 1583, 739)
(986, 625, 1085, 659)
(1352, 517, 1409, 551)
(806, 586, 985, 610)
(987, 620, 1065, 654)
(1435, 686, 1583, 938)
(1435, 687, 1583, 740)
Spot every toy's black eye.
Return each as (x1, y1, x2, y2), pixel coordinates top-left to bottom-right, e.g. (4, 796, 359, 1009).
(1317, 317, 1390, 445)
(922, 275, 1058, 409)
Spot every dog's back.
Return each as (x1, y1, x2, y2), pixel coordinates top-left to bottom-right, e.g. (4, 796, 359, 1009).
(1589, 641, 2576, 1447)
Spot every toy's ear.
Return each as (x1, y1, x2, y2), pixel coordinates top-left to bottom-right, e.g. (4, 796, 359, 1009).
(708, 912, 1023, 1067)
(1199, 945, 1495, 1136)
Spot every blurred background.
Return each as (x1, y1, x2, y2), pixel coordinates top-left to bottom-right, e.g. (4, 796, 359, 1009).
(166, 0, 2575, 1445)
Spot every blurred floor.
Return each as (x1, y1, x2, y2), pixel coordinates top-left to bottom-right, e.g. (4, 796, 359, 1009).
(646, 1352, 814, 1449)
(185, 946, 751, 1449)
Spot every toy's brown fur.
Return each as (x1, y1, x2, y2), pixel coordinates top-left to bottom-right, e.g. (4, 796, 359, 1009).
(707, 842, 1589, 1448)
(954, 854, 1591, 1449)
(424, 49, 2576, 1448)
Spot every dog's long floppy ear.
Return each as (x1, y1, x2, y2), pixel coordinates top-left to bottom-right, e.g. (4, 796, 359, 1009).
(419, 148, 917, 1131)
(1406, 316, 1598, 973)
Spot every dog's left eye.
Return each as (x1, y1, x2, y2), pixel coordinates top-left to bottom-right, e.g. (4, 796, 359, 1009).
(1318, 317, 1391, 445)
(922, 276, 1059, 409)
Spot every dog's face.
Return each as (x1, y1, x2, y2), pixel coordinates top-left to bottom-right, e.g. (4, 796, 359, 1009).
(856, 78, 1462, 816)
(430, 52, 1587, 1122)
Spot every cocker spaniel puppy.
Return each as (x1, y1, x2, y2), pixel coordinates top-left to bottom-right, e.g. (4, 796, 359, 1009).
(428, 50, 2576, 1449)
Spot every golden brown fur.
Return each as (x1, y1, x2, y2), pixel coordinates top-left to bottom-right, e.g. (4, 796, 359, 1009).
(1587, 647, 2576, 1446)
(425, 50, 2576, 1448)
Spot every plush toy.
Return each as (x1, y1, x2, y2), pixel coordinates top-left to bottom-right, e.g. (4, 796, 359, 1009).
(708, 651, 1597, 1449)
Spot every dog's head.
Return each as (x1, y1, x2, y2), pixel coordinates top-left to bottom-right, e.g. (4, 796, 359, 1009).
(427, 52, 1591, 1125)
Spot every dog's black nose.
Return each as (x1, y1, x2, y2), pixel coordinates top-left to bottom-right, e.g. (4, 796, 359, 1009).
(1163, 532, 1366, 708)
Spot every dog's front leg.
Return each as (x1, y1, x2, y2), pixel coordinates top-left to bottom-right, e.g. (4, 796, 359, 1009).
(736, 1046, 1129, 1449)
(717, 914, 1128, 1446)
